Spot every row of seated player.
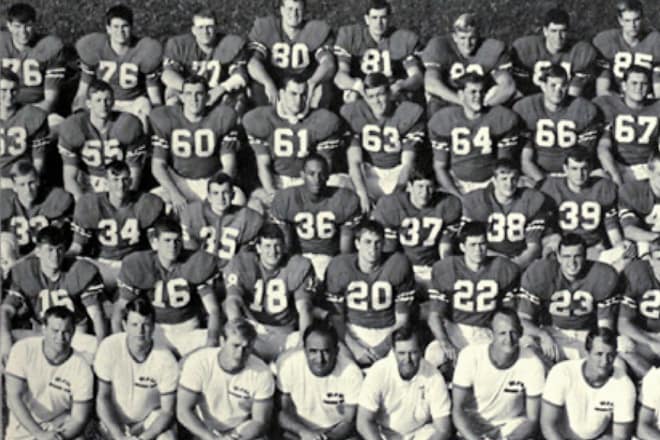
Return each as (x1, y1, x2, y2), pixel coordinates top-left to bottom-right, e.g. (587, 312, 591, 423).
(4, 301, 660, 440)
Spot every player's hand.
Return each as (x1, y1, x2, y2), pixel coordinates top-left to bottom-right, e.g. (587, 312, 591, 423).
(437, 338, 457, 363)
(169, 191, 188, 216)
(621, 239, 637, 259)
(265, 82, 279, 105)
(299, 429, 327, 440)
(207, 86, 227, 107)
(538, 331, 559, 361)
(357, 191, 371, 214)
(34, 431, 63, 440)
(609, 170, 623, 186)
(1, 333, 12, 367)
(649, 339, 660, 356)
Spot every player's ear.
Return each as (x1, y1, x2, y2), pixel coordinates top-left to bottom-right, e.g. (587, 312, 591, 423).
(458, 241, 466, 254)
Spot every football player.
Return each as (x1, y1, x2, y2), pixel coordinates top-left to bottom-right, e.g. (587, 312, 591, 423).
(424, 221, 520, 369)
(516, 233, 619, 363)
(0, 226, 107, 365)
(150, 74, 241, 214)
(592, 0, 660, 97)
(180, 172, 263, 268)
(162, 7, 249, 108)
(325, 219, 416, 368)
(0, 67, 48, 186)
(541, 328, 636, 440)
(429, 72, 521, 198)
(59, 79, 145, 199)
(511, 8, 598, 97)
(0, 3, 65, 113)
(0, 160, 73, 257)
(462, 159, 546, 267)
(247, 0, 335, 108)
(637, 367, 660, 439)
(73, 5, 162, 125)
(272, 153, 362, 279)
(223, 223, 316, 362)
(113, 217, 222, 357)
(343, 72, 425, 211)
(513, 64, 601, 184)
(243, 74, 344, 212)
(423, 13, 515, 115)
(596, 66, 660, 185)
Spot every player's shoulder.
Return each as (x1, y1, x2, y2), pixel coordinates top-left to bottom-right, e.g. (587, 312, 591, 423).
(286, 253, 314, 272)
(642, 367, 660, 392)
(569, 39, 598, 60)
(593, 94, 624, 114)
(642, 29, 660, 45)
(32, 34, 64, 57)
(524, 257, 558, 282)
(215, 33, 247, 63)
(307, 108, 342, 134)
(388, 28, 419, 55)
(432, 255, 459, 274)
(568, 96, 598, 115)
(60, 111, 88, 142)
(148, 104, 176, 126)
(250, 15, 279, 42)
(592, 28, 620, 52)
(587, 260, 618, 283)
(246, 353, 272, 375)
(518, 186, 546, 207)
(10, 255, 41, 284)
(327, 253, 356, 274)
(590, 176, 617, 199)
(339, 99, 369, 123)
(183, 250, 219, 283)
(243, 106, 276, 136)
(17, 104, 47, 125)
(512, 92, 544, 115)
(66, 258, 102, 288)
(0, 188, 17, 218)
(374, 191, 406, 217)
(476, 37, 507, 60)
(182, 346, 218, 370)
(121, 250, 157, 276)
(486, 105, 520, 128)
(462, 186, 491, 212)
(512, 34, 543, 53)
(392, 101, 425, 128)
(75, 32, 107, 62)
(134, 36, 163, 53)
(299, 19, 332, 47)
(490, 256, 521, 277)
(41, 187, 74, 217)
(429, 105, 464, 132)
(619, 179, 650, 205)
(135, 191, 164, 210)
(424, 35, 452, 54)
(622, 258, 650, 281)
(96, 332, 125, 355)
(384, 251, 412, 269)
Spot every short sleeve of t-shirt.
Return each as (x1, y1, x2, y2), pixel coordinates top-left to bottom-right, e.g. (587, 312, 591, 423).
(156, 350, 179, 395)
(71, 358, 94, 402)
(613, 375, 637, 424)
(542, 363, 568, 407)
(640, 368, 660, 410)
(341, 361, 364, 406)
(4, 339, 28, 379)
(251, 361, 275, 401)
(521, 353, 546, 397)
(179, 349, 207, 393)
(429, 370, 452, 419)
(275, 353, 294, 394)
(452, 345, 477, 389)
(93, 336, 115, 382)
(358, 362, 384, 413)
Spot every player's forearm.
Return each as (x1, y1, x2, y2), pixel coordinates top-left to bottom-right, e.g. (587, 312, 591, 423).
(324, 416, 357, 440)
(340, 228, 354, 254)
(521, 148, 545, 183)
(223, 296, 245, 321)
(334, 64, 359, 91)
(247, 56, 276, 89)
(256, 160, 277, 194)
(32, 154, 45, 176)
(89, 310, 108, 343)
(177, 407, 214, 440)
(111, 298, 128, 333)
(507, 418, 539, 440)
(623, 225, 659, 243)
(484, 74, 516, 107)
(618, 316, 657, 347)
(57, 411, 90, 439)
(62, 166, 84, 201)
(72, 80, 90, 111)
(511, 242, 541, 267)
(597, 139, 621, 181)
(35, 89, 59, 113)
(221, 153, 238, 178)
(520, 317, 548, 340)
(356, 416, 383, 440)
(147, 84, 163, 106)
(439, 241, 453, 259)
(653, 80, 660, 100)
(139, 409, 175, 440)
(606, 227, 623, 246)
(129, 165, 143, 192)
(595, 76, 611, 97)
(396, 151, 415, 191)
(398, 66, 424, 92)
(152, 159, 185, 199)
(427, 312, 451, 344)
(97, 397, 126, 439)
(348, 158, 369, 197)
(424, 71, 461, 105)
(233, 418, 270, 439)
(452, 407, 484, 440)
(308, 55, 336, 88)
(6, 393, 45, 436)
(161, 68, 185, 93)
(433, 163, 461, 199)
(278, 407, 316, 436)
(638, 417, 660, 440)
(296, 299, 314, 337)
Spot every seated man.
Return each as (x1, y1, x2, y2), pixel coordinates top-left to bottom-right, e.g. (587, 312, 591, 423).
(59, 79, 145, 199)
(223, 223, 316, 362)
(277, 320, 363, 440)
(342, 72, 425, 211)
(637, 366, 660, 439)
(113, 218, 221, 357)
(541, 327, 636, 440)
(96, 297, 178, 440)
(177, 319, 274, 440)
(452, 308, 545, 440)
(4, 306, 93, 440)
(150, 75, 243, 213)
(357, 326, 452, 440)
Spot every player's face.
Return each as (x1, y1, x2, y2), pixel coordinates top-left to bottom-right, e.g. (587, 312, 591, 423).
(461, 234, 487, 265)
(155, 231, 182, 263)
(364, 85, 390, 118)
(221, 331, 253, 371)
(281, 0, 305, 28)
(256, 237, 284, 268)
(191, 16, 217, 46)
(393, 338, 422, 380)
(622, 71, 650, 103)
(557, 243, 586, 279)
(35, 243, 65, 273)
(0, 79, 19, 109)
(106, 170, 131, 198)
(543, 23, 568, 53)
(492, 169, 519, 199)
(542, 75, 569, 105)
(181, 83, 208, 116)
(302, 159, 329, 194)
(12, 171, 40, 204)
(618, 10, 642, 40)
(460, 81, 485, 113)
(207, 182, 234, 212)
(86, 90, 114, 119)
(7, 19, 34, 46)
(564, 158, 590, 188)
(281, 81, 307, 115)
(585, 337, 616, 379)
(453, 29, 478, 57)
(106, 17, 132, 45)
(42, 316, 74, 354)
(364, 8, 389, 40)
(491, 313, 521, 355)
(124, 311, 154, 347)
(407, 179, 434, 207)
(355, 230, 383, 265)
(0, 234, 17, 278)
(304, 332, 338, 377)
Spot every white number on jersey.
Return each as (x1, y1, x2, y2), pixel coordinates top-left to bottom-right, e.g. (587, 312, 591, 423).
(98, 218, 139, 247)
(613, 114, 658, 144)
(273, 128, 309, 158)
(294, 211, 336, 240)
(272, 42, 311, 69)
(453, 279, 499, 312)
(81, 139, 123, 167)
(346, 280, 393, 311)
(251, 278, 288, 314)
(200, 226, 239, 260)
(640, 290, 660, 320)
(399, 217, 443, 247)
(532, 60, 571, 87)
(451, 126, 493, 155)
(559, 201, 602, 231)
(0, 127, 28, 156)
(535, 119, 577, 148)
(98, 61, 139, 89)
(361, 125, 401, 153)
(449, 62, 484, 81)
(361, 49, 392, 77)
(192, 60, 222, 87)
(152, 278, 191, 308)
(613, 51, 653, 79)
(10, 215, 48, 246)
(487, 212, 527, 242)
(171, 129, 215, 158)
(38, 289, 75, 316)
(548, 289, 594, 316)
(2, 58, 43, 87)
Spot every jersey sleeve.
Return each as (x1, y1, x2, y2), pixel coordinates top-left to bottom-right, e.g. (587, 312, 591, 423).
(289, 256, 317, 303)
(148, 107, 172, 160)
(223, 253, 249, 301)
(312, 110, 343, 153)
(247, 16, 274, 58)
(71, 195, 96, 245)
(216, 105, 240, 155)
(393, 254, 416, 312)
(371, 195, 400, 254)
(524, 190, 548, 244)
(620, 262, 643, 319)
(618, 182, 644, 228)
(542, 363, 568, 407)
(391, 30, 422, 71)
(71, 261, 104, 308)
(185, 251, 221, 295)
(40, 36, 66, 92)
(42, 188, 74, 222)
(518, 261, 547, 322)
(57, 116, 86, 165)
(399, 103, 426, 151)
(452, 345, 477, 388)
(116, 114, 147, 163)
(137, 38, 163, 85)
(137, 194, 165, 229)
(421, 37, 446, 70)
(93, 336, 115, 382)
(75, 33, 103, 80)
(428, 110, 452, 163)
(333, 25, 354, 62)
(595, 265, 620, 323)
(323, 257, 347, 314)
(242, 107, 272, 156)
(117, 254, 145, 300)
(428, 261, 451, 316)
(429, 371, 452, 419)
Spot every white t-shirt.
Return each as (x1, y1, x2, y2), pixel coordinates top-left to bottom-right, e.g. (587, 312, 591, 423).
(179, 347, 275, 432)
(5, 337, 94, 439)
(277, 349, 363, 429)
(453, 343, 545, 426)
(640, 367, 660, 430)
(358, 353, 451, 436)
(94, 333, 179, 424)
(543, 359, 636, 440)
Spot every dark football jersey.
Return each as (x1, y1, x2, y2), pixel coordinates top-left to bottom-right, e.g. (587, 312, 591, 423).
(541, 177, 619, 246)
(163, 32, 247, 88)
(224, 251, 316, 327)
(513, 94, 601, 173)
(248, 15, 333, 79)
(518, 258, 619, 330)
(618, 180, 660, 232)
(271, 185, 362, 256)
(325, 252, 415, 329)
(334, 24, 420, 81)
(341, 100, 424, 169)
(372, 191, 462, 266)
(428, 105, 521, 182)
(0, 104, 48, 177)
(0, 31, 65, 104)
(243, 106, 342, 177)
(594, 95, 660, 166)
(72, 192, 164, 260)
(118, 250, 219, 324)
(462, 184, 546, 257)
(511, 35, 597, 95)
(428, 256, 520, 327)
(150, 103, 238, 179)
(5, 256, 103, 324)
(180, 202, 263, 268)
(0, 187, 73, 254)
(76, 33, 162, 101)
(58, 111, 145, 178)
(620, 259, 660, 333)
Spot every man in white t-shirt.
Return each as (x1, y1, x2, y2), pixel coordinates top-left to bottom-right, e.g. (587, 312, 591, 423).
(357, 326, 452, 440)
(95, 297, 179, 440)
(277, 320, 363, 440)
(637, 367, 660, 439)
(4, 306, 94, 440)
(453, 307, 545, 440)
(541, 327, 636, 440)
(176, 318, 274, 440)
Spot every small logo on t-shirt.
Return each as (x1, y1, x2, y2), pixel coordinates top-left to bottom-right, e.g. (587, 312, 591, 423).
(504, 380, 525, 393)
(135, 376, 157, 389)
(229, 386, 251, 400)
(48, 376, 72, 395)
(323, 392, 346, 414)
(595, 400, 614, 412)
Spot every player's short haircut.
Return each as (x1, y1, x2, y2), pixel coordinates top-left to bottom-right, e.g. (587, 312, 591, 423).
(257, 223, 285, 242)
(543, 8, 570, 27)
(207, 171, 234, 191)
(191, 6, 216, 21)
(152, 217, 182, 238)
(557, 232, 587, 253)
(43, 306, 75, 328)
(493, 158, 520, 175)
(303, 319, 339, 348)
(457, 72, 486, 90)
(564, 147, 592, 166)
(363, 72, 390, 90)
(86, 79, 115, 99)
(0, 67, 20, 84)
(35, 226, 67, 248)
(365, 0, 391, 15)
(282, 73, 309, 90)
(491, 307, 523, 334)
(124, 297, 156, 323)
(280, 0, 306, 6)
(458, 221, 487, 243)
(7, 3, 36, 23)
(223, 318, 257, 342)
(9, 159, 38, 180)
(623, 65, 651, 83)
(453, 13, 478, 33)
(182, 74, 209, 91)
(585, 327, 618, 352)
(408, 163, 436, 184)
(355, 219, 385, 240)
(302, 152, 329, 172)
(105, 160, 130, 176)
(540, 64, 569, 83)
(616, 0, 643, 16)
(106, 4, 134, 26)
(391, 325, 421, 348)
